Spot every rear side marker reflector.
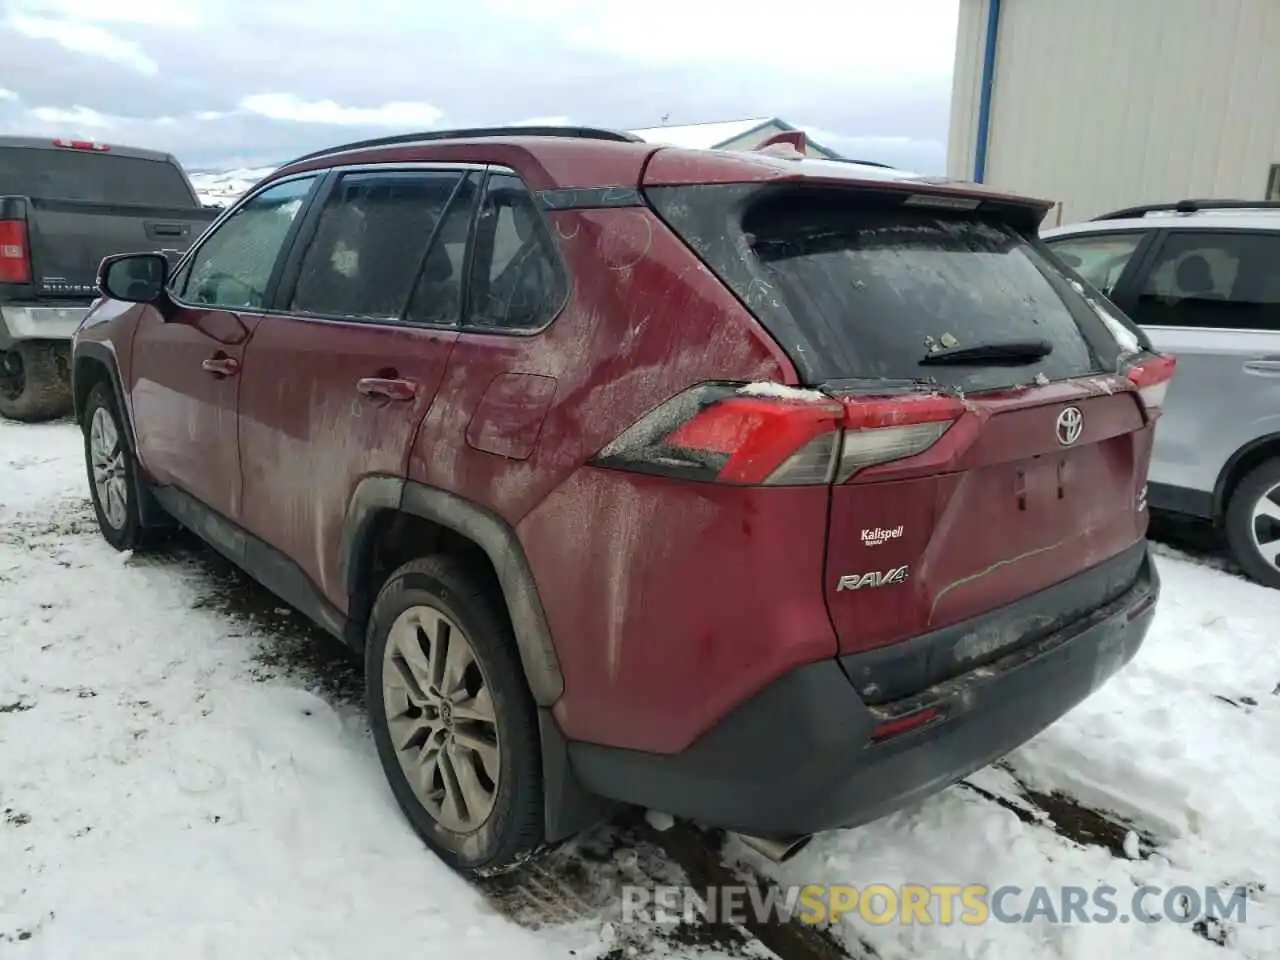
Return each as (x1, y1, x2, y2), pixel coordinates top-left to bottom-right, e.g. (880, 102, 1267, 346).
(870, 707, 941, 743)
(1126, 593, 1157, 622)
(592, 383, 963, 486)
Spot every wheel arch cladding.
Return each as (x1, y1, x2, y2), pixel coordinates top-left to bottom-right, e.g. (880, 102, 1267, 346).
(73, 343, 172, 529)
(72, 343, 133, 447)
(1215, 432, 1280, 521)
(340, 476, 565, 706)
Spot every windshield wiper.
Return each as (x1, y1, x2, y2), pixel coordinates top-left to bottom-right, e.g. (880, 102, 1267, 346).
(919, 339, 1053, 366)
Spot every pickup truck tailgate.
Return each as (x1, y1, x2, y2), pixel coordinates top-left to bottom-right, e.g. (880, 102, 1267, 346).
(23, 197, 218, 297)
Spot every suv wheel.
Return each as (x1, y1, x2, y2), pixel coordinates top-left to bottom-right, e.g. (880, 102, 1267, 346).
(1225, 458, 1280, 589)
(82, 381, 148, 551)
(0, 341, 73, 422)
(365, 556, 543, 876)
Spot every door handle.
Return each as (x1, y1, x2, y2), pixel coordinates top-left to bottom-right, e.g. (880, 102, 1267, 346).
(1243, 358, 1280, 376)
(202, 355, 239, 377)
(357, 377, 418, 401)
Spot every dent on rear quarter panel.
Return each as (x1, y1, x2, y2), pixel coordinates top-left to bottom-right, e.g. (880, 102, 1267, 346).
(518, 470, 837, 754)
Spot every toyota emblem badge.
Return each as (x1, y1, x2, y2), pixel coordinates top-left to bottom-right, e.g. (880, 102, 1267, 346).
(1056, 406, 1083, 446)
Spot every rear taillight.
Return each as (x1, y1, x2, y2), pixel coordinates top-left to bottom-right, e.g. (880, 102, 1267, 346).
(0, 219, 31, 284)
(593, 384, 844, 485)
(836, 393, 965, 482)
(591, 383, 961, 485)
(1125, 354, 1177, 413)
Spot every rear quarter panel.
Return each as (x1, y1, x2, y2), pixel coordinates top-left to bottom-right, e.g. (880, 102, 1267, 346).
(1141, 325, 1280, 494)
(407, 205, 792, 517)
(406, 205, 820, 753)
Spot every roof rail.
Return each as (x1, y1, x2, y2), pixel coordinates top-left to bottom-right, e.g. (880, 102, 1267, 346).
(280, 125, 644, 168)
(1092, 198, 1280, 221)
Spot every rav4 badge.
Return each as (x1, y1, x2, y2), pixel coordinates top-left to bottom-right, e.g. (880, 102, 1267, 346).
(837, 565, 910, 591)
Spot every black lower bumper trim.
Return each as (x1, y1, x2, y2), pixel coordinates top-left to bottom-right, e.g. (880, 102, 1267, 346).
(568, 544, 1159, 838)
(841, 541, 1148, 705)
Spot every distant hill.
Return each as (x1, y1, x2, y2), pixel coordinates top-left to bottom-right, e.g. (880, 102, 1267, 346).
(187, 166, 276, 207)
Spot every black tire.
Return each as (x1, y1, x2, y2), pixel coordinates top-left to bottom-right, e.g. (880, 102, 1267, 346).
(1224, 457, 1280, 589)
(82, 381, 149, 551)
(0, 340, 72, 422)
(365, 555, 544, 876)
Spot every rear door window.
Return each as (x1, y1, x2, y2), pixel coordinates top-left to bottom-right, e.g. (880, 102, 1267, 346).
(1130, 231, 1280, 331)
(464, 172, 568, 332)
(289, 169, 470, 322)
(650, 185, 1128, 392)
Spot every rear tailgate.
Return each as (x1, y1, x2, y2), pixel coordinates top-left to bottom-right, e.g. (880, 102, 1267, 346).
(647, 175, 1165, 663)
(0, 141, 217, 299)
(825, 380, 1152, 657)
(22, 197, 217, 297)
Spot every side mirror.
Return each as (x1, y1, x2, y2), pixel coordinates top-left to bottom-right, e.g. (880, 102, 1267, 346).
(98, 252, 169, 303)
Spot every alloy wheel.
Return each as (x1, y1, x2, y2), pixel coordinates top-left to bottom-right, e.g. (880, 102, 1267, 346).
(89, 406, 129, 530)
(1248, 480, 1280, 574)
(381, 604, 501, 833)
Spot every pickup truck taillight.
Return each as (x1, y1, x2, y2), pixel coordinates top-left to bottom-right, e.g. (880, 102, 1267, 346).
(0, 219, 31, 284)
(52, 138, 110, 152)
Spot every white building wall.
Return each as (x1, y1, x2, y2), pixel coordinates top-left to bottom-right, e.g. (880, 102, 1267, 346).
(945, 0, 992, 184)
(947, 0, 1280, 224)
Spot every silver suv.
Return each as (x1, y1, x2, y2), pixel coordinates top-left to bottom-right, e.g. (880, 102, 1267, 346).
(1043, 200, 1280, 588)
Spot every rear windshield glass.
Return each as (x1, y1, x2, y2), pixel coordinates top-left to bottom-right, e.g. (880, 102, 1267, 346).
(0, 147, 195, 207)
(649, 184, 1127, 392)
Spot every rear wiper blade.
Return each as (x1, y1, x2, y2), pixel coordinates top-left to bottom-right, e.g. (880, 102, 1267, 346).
(919, 339, 1053, 366)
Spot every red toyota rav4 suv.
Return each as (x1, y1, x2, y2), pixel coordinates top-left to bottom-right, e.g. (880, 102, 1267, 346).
(71, 126, 1172, 876)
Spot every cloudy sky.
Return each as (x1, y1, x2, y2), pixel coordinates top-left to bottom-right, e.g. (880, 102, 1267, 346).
(0, 0, 959, 174)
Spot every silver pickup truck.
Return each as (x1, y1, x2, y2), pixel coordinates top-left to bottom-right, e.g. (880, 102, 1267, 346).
(0, 136, 219, 421)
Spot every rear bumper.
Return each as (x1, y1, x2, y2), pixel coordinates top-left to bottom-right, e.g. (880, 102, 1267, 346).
(1, 304, 90, 343)
(567, 543, 1159, 838)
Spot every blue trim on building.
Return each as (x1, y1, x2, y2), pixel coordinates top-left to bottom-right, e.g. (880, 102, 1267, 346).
(973, 0, 1002, 182)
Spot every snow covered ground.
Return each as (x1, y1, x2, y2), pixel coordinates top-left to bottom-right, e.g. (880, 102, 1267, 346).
(2, 418, 1278, 959)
